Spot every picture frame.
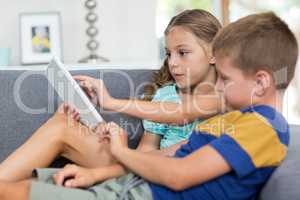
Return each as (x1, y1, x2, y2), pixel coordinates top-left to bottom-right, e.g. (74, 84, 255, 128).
(20, 12, 63, 65)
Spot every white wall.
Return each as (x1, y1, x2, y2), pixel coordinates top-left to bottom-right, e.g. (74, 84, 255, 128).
(0, 0, 159, 66)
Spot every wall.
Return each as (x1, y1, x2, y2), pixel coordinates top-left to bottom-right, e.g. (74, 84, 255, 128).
(0, 0, 159, 66)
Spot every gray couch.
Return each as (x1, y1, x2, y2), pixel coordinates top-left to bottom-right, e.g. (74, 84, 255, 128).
(0, 68, 299, 200)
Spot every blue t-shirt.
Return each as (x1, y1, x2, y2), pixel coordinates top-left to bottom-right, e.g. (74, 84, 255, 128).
(143, 84, 201, 148)
(149, 105, 289, 200)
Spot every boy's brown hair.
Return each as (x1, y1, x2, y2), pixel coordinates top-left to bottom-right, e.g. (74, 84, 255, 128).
(213, 12, 298, 89)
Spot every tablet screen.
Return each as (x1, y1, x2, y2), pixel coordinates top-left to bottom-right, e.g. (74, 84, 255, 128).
(46, 57, 103, 128)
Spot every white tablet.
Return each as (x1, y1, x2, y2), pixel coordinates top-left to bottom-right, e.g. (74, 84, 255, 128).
(46, 57, 103, 128)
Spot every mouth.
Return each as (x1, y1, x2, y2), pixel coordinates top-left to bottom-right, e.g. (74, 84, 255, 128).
(173, 74, 185, 80)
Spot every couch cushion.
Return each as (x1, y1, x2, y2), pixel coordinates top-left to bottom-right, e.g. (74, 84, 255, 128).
(0, 70, 54, 162)
(258, 124, 300, 200)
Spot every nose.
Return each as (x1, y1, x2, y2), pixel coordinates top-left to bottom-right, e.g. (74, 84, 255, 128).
(168, 54, 179, 68)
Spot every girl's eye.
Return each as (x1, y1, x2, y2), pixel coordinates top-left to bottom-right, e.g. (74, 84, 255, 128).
(165, 52, 171, 58)
(179, 50, 189, 56)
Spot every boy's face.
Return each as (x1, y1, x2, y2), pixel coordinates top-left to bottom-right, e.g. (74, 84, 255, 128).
(215, 56, 256, 111)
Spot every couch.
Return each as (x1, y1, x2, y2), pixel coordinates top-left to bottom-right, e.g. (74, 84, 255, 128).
(0, 68, 299, 200)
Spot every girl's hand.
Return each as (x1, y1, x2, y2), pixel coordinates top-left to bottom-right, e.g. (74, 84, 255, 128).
(101, 122, 129, 158)
(53, 164, 97, 188)
(62, 103, 80, 121)
(73, 75, 112, 108)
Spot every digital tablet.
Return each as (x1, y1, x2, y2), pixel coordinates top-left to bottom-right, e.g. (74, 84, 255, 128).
(46, 57, 103, 128)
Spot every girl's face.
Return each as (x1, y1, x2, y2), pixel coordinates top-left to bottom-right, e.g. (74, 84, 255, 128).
(165, 26, 214, 90)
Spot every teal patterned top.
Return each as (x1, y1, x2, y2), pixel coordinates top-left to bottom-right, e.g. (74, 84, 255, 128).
(142, 84, 201, 148)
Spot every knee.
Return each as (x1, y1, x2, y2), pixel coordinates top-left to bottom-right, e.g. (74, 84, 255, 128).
(0, 181, 4, 199)
(0, 180, 31, 199)
(51, 116, 92, 144)
(41, 114, 71, 142)
(49, 111, 79, 133)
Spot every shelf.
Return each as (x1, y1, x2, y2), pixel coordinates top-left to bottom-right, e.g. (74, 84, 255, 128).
(0, 61, 161, 71)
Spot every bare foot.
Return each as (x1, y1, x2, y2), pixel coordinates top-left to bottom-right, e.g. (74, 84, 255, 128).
(55, 103, 80, 121)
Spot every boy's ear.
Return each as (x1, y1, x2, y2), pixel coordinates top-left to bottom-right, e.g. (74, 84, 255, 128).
(209, 56, 216, 65)
(254, 70, 272, 96)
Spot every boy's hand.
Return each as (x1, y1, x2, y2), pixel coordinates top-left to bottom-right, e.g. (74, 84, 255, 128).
(73, 75, 112, 108)
(53, 164, 97, 188)
(92, 122, 110, 144)
(101, 122, 129, 158)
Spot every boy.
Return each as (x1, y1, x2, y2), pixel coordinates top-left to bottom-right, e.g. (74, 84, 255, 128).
(0, 12, 298, 200)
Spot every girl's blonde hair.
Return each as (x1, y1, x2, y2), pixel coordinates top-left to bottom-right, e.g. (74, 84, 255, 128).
(143, 9, 222, 100)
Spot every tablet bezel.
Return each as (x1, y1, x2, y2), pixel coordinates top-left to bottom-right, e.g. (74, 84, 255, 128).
(46, 57, 103, 128)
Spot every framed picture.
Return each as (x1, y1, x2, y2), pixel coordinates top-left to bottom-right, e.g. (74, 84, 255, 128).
(20, 12, 62, 65)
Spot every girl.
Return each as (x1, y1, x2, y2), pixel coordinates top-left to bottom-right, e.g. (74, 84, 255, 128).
(74, 9, 222, 150)
(0, 9, 222, 183)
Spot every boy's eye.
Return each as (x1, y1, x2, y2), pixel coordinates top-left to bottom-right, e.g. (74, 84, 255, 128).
(165, 52, 171, 58)
(218, 73, 229, 81)
(222, 77, 231, 85)
(221, 76, 227, 80)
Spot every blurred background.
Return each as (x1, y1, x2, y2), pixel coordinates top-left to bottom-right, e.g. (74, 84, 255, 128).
(0, 0, 299, 65)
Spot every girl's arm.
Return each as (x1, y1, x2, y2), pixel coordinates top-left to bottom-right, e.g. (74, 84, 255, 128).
(152, 140, 187, 156)
(136, 131, 161, 152)
(137, 132, 187, 156)
(73, 75, 221, 125)
(105, 95, 220, 124)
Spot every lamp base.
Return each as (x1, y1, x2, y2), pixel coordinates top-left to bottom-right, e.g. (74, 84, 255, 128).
(79, 54, 109, 63)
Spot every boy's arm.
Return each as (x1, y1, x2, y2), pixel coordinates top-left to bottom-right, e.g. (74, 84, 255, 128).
(92, 164, 127, 182)
(92, 132, 162, 183)
(92, 135, 185, 183)
(113, 144, 231, 191)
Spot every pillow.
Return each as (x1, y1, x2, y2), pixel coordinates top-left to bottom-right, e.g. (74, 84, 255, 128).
(258, 125, 300, 200)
